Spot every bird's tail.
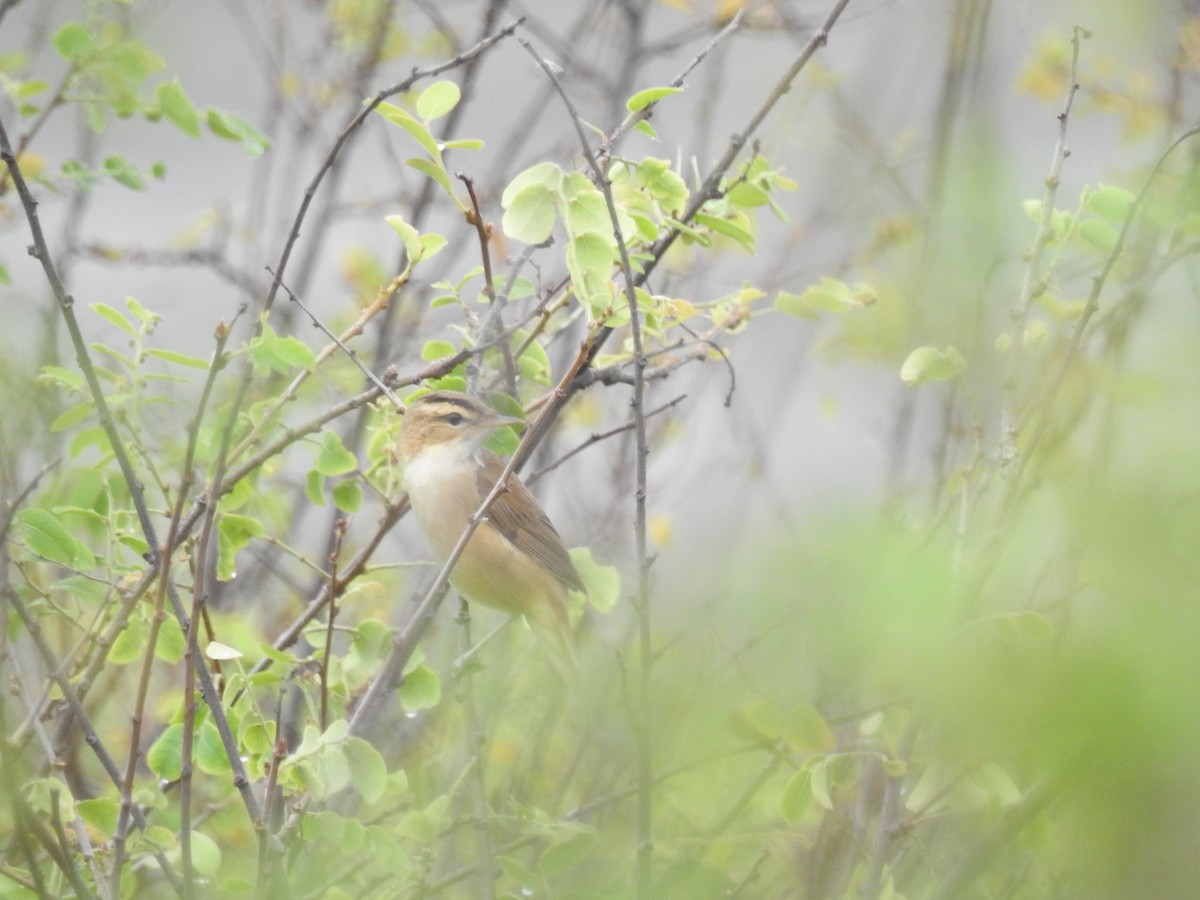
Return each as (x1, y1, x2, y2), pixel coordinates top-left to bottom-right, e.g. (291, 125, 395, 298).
(526, 599, 581, 688)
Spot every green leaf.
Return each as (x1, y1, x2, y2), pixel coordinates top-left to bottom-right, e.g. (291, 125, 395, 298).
(1085, 184, 1136, 222)
(51, 23, 93, 62)
(634, 119, 659, 140)
(565, 231, 616, 312)
(77, 798, 119, 837)
(497, 856, 538, 891)
(501, 162, 563, 208)
(564, 188, 611, 237)
(781, 769, 813, 823)
(900, 345, 966, 386)
(50, 402, 94, 433)
(775, 278, 875, 319)
(147, 723, 185, 780)
(314, 430, 357, 476)
(730, 698, 836, 753)
(442, 138, 484, 150)
(693, 211, 754, 252)
(636, 158, 688, 214)
(156, 79, 201, 137)
(418, 232, 448, 260)
(501, 182, 558, 244)
(569, 547, 621, 612)
(1078, 218, 1118, 253)
(188, 831, 222, 877)
(398, 664, 441, 711)
(146, 348, 209, 369)
(405, 157, 454, 198)
(205, 641, 243, 661)
(386, 214, 422, 262)
(103, 155, 145, 190)
(345, 738, 388, 804)
(332, 480, 363, 513)
(728, 180, 771, 208)
(248, 322, 315, 375)
(203, 108, 239, 142)
(155, 610, 186, 664)
(306, 469, 326, 507)
(810, 758, 833, 810)
(512, 332, 552, 385)
(539, 831, 597, 874)
(626, 85, 682, 112)
(416, 81, 461, 121)
(377, 102, 441, 157)
(421, 339, 456, 361)
(109, 615, 149, 665)
(216, 513, 264, 581)
(195, 720, 232, 776)
(92, 302, 135, 336)
(16, 508, 94, 569)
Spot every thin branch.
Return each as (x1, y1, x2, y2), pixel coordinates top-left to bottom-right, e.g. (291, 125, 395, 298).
(637, 0, 855, 286)
(598, 10, 744, 160)
(0, 112, 162, 566)
(272, 268, 405, 411)
(1, 586, 183, 894)
(514, 33, 656, 895)
(526, 394, 687, 485)
(320, 518, 349, 731)
(262, 17, 526, 316)
(1004, 123, 1200, 507)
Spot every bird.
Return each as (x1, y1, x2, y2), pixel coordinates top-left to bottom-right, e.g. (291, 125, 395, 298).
(398, 390, 584, 678)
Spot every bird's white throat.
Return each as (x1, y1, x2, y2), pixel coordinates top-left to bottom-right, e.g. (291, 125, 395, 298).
(402, 440, 480, 499)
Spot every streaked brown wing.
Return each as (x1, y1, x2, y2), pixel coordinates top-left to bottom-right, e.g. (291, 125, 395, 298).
(477, 454, 585, 594)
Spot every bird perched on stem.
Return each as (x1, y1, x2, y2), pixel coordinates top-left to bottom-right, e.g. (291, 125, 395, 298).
(399, 390, 584, 678)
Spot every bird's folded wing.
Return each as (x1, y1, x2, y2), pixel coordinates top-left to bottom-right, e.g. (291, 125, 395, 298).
(477, 454, 586, 594)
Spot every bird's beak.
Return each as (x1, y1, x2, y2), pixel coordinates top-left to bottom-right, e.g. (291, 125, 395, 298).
(481, 412, 524, 431)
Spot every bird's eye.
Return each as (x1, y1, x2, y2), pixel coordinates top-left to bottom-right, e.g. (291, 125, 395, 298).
(445, 412, 464, 426)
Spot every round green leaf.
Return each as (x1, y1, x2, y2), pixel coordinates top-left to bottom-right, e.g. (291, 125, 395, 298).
(332, 479, 363, 513)
(900, 345, 966, 386)
(569, 547, 621, 612)
(314, 430, 357, 476)
(398, 664, 441, 711)
(501, 183, 558, 244)
(345, 737, 388, 804)
(188, 831, 222, 877)
(146, 723, 185, 781)
(416, 81, 461, 121)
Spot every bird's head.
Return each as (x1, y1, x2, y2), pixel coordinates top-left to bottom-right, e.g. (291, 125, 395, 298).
(398, 391, 523, 464)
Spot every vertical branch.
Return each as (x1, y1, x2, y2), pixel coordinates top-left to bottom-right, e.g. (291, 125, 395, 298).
(996, 27, 1084, 476)
(459, 173, 519, 396)
(513, 34, 655, 895)
(110, 319, 233, 898)
(320, 518, 349, 731)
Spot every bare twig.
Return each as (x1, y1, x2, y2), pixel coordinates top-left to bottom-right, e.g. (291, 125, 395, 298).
(526, 394, 687, 485)
(262, 17, 525, 316)
(514, 32, 657, 894)
(0, 112, 162, 565)
(320, 519, 349, 731)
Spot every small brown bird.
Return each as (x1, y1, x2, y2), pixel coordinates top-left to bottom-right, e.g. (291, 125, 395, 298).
(399, 390, 584, 676)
